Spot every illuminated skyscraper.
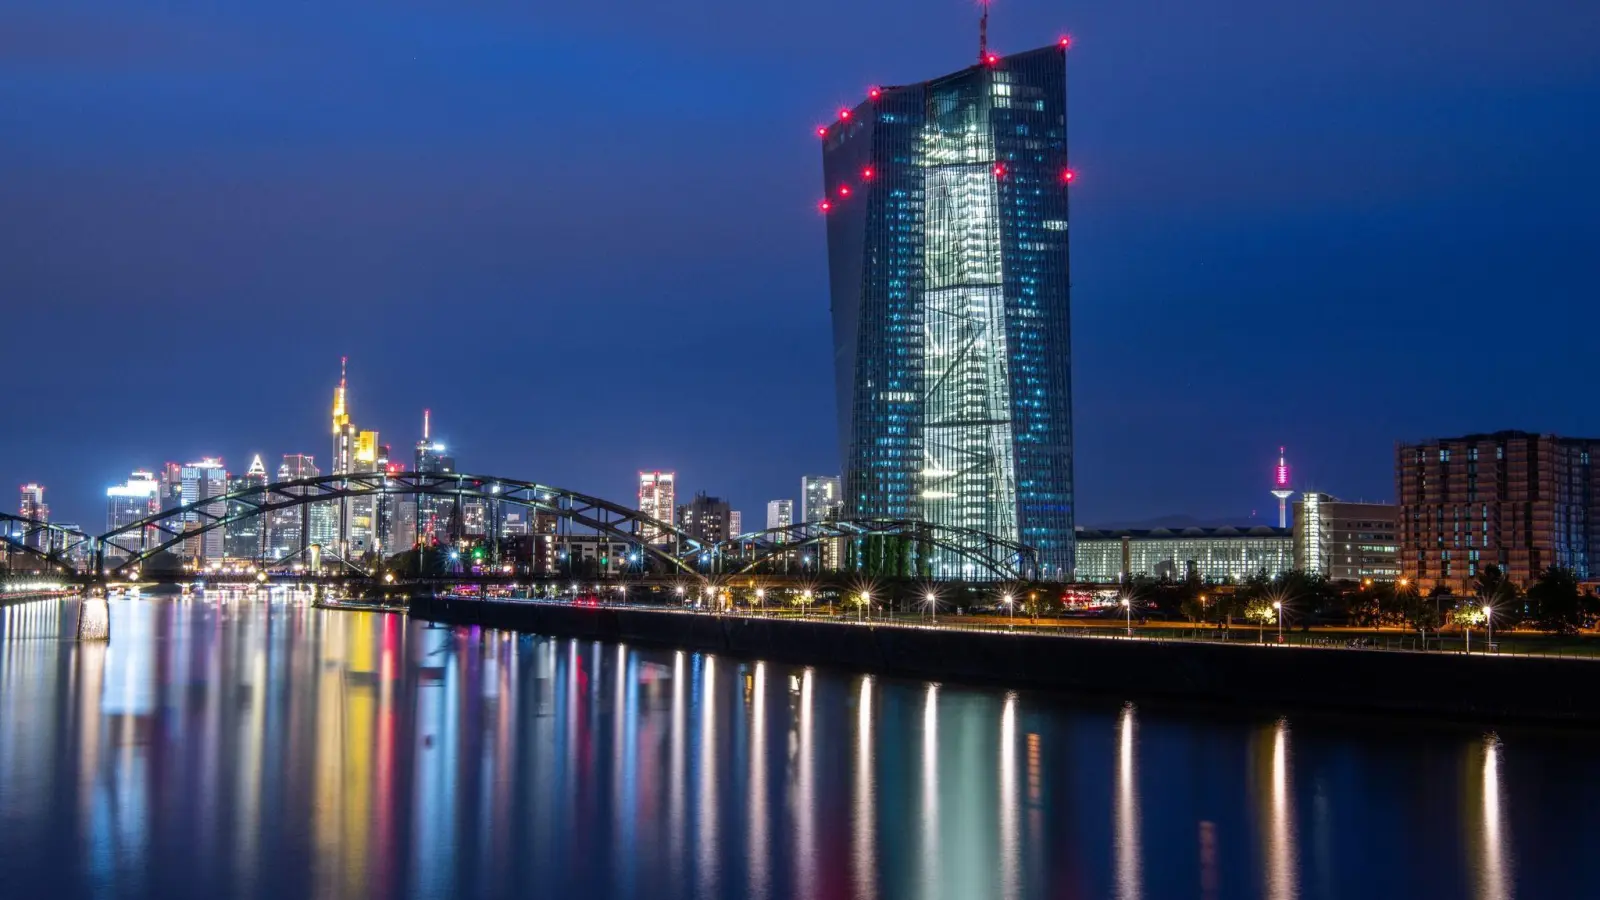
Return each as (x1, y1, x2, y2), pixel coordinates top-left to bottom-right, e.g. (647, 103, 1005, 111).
(766, 499, 794, 532)
(799, 475, 840, 525)
(637, 471, 676, 544)
(413, 410, 457, 546)
(18, 483, 48, 550)
(225, 455, 270, 560)
(677, 492, 733, 546)
(270, 454, 320, 560)
(105, 471, 159, 559)
(819, 39, 1075, 578)
(180, 458, 227, 563)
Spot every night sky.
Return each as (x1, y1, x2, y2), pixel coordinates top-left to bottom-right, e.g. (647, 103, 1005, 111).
(3, 0, 1597, 530)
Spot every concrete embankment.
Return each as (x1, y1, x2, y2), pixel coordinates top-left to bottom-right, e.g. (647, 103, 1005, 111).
(409, 596, 1600, 724)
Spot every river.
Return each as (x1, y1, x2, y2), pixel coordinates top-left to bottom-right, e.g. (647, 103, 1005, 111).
(0, 594, 1594, 899)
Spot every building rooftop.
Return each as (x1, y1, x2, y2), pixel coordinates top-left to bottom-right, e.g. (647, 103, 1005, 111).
(1076, 526, 1290, 540)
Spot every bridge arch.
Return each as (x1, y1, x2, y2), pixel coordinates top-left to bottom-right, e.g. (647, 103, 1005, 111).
(93, 472, 710, 579)
(0, 514, 91, 574)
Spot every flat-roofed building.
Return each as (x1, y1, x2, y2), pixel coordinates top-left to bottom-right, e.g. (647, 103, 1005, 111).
(1397, 431, 1600, 592)
(1075, 526, 1293, 583)
(1294, 494, 1400, 582)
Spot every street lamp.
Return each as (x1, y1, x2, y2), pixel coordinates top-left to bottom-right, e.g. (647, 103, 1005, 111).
(755, 587, 765, 615)
(1121, 596, 1132, 636)
(924, 591, 938, 624)
(1273, 600, 1283, 643)
(858, 591, 871, 622)
(1483, 603, 1493, 651)
(1002, 592, 1015, 631)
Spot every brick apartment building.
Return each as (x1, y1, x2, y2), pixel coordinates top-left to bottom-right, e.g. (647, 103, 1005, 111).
(1396, 431, 1599, 592)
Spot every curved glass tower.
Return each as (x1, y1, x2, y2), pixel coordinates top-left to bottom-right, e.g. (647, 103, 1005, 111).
(821, 43, 1075, 579)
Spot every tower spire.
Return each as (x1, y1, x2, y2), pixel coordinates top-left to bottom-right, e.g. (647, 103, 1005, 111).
(332, 357, 350, 435)
(423, 408, 431, 442)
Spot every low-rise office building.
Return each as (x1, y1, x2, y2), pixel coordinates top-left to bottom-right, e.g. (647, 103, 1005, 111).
(1075, 526, 1293, 583)
(1293, 494, 1400, 581)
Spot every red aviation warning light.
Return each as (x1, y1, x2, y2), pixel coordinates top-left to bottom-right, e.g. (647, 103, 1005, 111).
(839, 108, 852, 121)
(868, 87, 882, 100)
(1059, 36, 1072, 49)
(815, 126, 828, 138)
(985, 53, 999, 65)
(838, 184, 852, 197)
(993, 163, 1006, 177)
(861, 166, 875, 180)
(818, 199, 832, 213)
(1061, 168, 1076, 183)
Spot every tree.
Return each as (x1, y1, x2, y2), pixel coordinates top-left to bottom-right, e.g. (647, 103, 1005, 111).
(1402, 588, 1441, 643)
(1243, 598, 1278, 642)
(1475, 564, 1523, 628)
(1527, 567, 1595, 635)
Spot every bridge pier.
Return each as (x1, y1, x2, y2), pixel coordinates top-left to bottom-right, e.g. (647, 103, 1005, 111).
(76, 590, 110, 641)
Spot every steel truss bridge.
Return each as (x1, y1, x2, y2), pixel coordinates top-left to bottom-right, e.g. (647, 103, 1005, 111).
(0, 472, 1040, 586)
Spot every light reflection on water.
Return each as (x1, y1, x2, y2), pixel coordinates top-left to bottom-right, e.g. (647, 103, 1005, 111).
(0, 596, 1593, 899)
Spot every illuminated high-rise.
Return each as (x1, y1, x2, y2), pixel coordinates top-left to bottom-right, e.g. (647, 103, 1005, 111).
(766, 499, 794, 532)
(225, 455, 270, 560)
(105, 471, 159, 559)
(180, 458, 227, 563)
(799, 475, 840, 526)
(18, 483, 48, 550)
(270, 454, 320, 560)
(637, 471, 676, 544)
(819, 40, 1076, 578)
(413, 410, 457, 546)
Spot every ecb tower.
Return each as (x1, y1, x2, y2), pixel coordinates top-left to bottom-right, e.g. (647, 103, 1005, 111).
(819, 40, 1076, 578)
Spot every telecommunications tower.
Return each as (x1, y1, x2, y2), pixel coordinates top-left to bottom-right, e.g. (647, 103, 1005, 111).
(1270, 447, 1293, 529)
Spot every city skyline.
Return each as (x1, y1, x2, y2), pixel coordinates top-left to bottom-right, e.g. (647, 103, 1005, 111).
(3, 1, 1597, 535)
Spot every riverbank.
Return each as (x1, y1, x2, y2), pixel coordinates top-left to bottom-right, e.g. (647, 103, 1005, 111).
(410, 595, 1600, 724)
(0, 591, 71, 609)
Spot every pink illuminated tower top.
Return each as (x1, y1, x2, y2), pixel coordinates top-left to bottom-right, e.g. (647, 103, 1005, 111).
(1270, 446, 1293, 528)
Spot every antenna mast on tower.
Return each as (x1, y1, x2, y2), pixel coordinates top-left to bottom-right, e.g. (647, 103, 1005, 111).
(978, 0, 989, 63)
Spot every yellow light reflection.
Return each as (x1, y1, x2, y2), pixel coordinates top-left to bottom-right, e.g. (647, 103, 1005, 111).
(1115, 702, 1142, 900)
(920, 683, 940, 900)
(999, 692, 1020, 900)
(697, 656, 719, 898)
(854, 676, 877, 900)
(1472, 734, 1514, 900)
(748, 663, 768, 898)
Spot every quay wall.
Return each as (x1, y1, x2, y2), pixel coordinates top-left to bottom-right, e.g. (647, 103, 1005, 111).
(409, 596, 1600, 724)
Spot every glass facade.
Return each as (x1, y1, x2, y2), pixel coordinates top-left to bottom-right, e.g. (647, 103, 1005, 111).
(1076, 527, 1294, 584)
(822, 44, 1075, 579)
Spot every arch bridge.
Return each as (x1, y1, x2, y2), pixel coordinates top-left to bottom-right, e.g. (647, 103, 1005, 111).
(2, 472, 1039, 585)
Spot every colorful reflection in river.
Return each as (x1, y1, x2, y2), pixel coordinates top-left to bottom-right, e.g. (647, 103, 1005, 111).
(0, 596, 1594, 899)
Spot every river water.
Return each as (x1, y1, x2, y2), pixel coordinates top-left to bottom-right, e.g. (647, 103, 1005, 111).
(0, 595, 1595, 899)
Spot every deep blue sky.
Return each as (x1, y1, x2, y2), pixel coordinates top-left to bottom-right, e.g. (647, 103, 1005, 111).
(3, 0, 1598, 529)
